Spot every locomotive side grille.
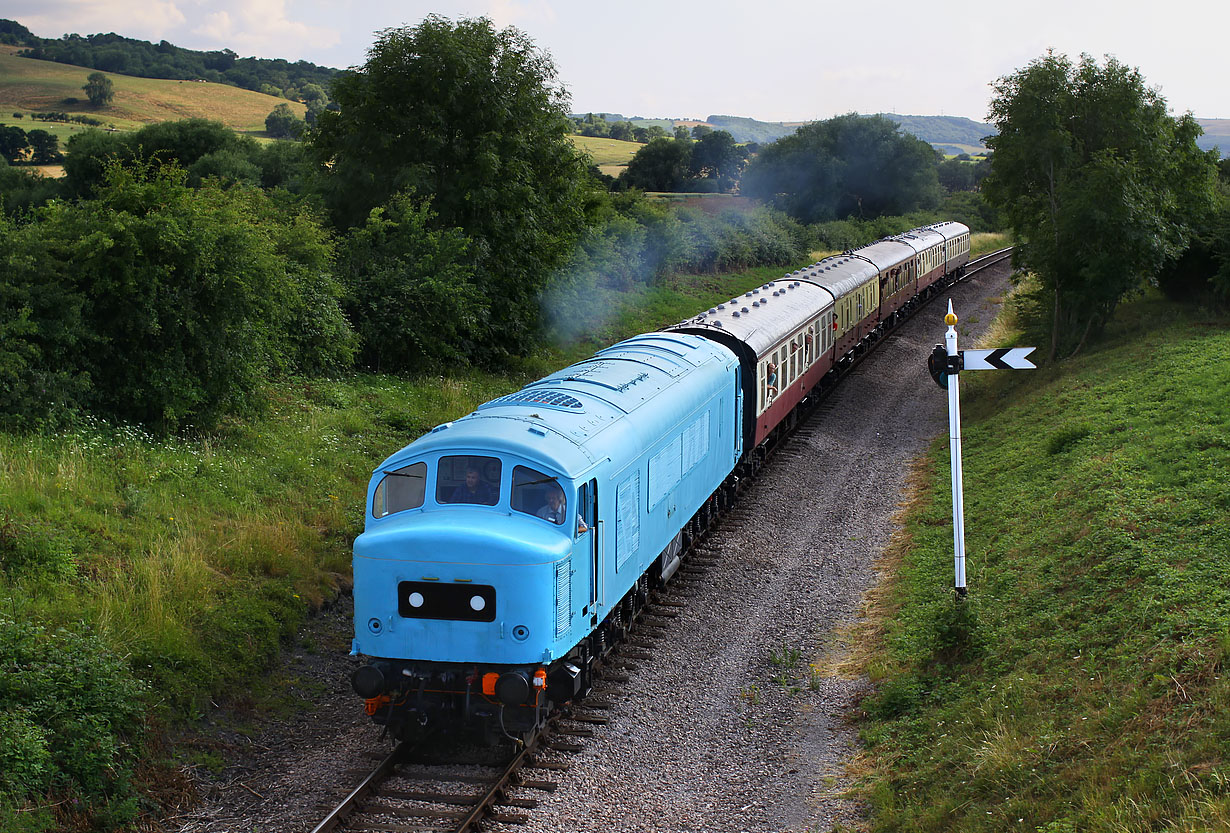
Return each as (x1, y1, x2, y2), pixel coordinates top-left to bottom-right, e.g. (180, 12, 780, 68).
(555, 559, 571, 637)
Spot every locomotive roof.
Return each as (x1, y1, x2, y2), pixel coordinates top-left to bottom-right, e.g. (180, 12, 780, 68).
(376, 333, 735, 480)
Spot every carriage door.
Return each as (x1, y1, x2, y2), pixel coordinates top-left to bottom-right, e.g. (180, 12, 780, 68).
(578, 479, 599, 625)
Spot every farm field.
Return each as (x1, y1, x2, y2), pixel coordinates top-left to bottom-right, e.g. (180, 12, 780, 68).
(0, 48, 302, 133)
(570, 133, 640, 176)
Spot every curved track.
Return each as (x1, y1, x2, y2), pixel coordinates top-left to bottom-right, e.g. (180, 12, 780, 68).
(308, 246, 1014, 833)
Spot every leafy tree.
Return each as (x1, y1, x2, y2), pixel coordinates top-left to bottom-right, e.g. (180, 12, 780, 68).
(673, 125, 691, 141)
(25, 129, 61, 164)
(62, 127, 131, 196)
(608, 120, 635, 142)
(64, 119, 264, 196)
(742, 113, 941, 222)
(691, 125, 713, 139)
(265, 102, 304, 138)
(633, 125, 668, 144)
(338, 192, 480, 371)
(309, 15, 592, 356)
(621, 138, 693, 191)
(0, 165, 64, 217)
(689, 129, 746, 191)
(0, 125, 27, 163)
(82, 71, 114, 106)
(297, 83, 328, 107)
(983, 51, 1220, 358)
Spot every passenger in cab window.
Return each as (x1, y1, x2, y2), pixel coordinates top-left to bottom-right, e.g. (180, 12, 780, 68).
(766, 362, 779, 400)
(538, 484, 589, 534)
(451, 464, 497, 505)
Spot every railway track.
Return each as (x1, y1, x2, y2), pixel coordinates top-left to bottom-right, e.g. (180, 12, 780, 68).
(308, 246, 1013, 833)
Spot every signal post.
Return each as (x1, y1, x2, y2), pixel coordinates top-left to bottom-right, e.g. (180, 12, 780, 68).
(927, 300, 1035, 596)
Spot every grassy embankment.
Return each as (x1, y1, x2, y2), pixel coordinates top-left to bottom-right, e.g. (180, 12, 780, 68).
(847, 286, 1230, 830)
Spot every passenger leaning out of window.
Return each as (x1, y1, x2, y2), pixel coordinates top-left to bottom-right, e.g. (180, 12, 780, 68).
(538, 484, 588, 534)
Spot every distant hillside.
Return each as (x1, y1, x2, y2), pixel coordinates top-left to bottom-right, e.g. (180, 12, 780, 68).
(0, 49, 303, 132)
(1, 17, 338, 97)
(705, 115, 794, 144)
(1196, 119, 1230, 157)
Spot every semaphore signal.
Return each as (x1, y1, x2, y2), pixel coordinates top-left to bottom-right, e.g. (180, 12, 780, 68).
(928, 300, 1035, 596)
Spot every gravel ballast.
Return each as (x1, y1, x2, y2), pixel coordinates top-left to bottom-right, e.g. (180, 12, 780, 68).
(168, 260, 1013, 833)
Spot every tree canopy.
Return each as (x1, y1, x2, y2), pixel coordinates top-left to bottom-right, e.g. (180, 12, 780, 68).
(983, 51, 1220, 358)
(309, 15, 592, 356)
(741, 113, 942, 223)
(83, 71, 114, 107)
(621, 137, 693, 192)
(0, 161, 353, 430)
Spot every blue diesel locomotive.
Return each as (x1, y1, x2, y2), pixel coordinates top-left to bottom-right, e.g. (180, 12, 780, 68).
(349, 222, 970, 744)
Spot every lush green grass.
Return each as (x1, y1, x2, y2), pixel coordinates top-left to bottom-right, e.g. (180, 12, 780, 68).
(853, 291, 1230, 831)
(970, 231, 1010, 257)
(0, 50, 302, 132)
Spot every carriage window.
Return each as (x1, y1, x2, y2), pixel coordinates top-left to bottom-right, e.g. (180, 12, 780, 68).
(513, 465, 566, 525)
(373, 462, 427, 518)
(437, 455, 501, 505)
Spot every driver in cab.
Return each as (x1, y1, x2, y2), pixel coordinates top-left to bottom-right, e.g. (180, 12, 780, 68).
(450, 464, 497, 505)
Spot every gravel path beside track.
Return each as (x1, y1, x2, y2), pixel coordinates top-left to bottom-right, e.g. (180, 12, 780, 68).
(166, 260, 1012, 833)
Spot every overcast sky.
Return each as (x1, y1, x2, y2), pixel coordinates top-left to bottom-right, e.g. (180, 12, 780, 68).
(8, 0, 1227, 122)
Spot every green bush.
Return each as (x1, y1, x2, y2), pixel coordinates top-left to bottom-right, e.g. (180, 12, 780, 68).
(0, 618, 145, 826)
(337, 192, 479, 373)
(0, 709, 52, 798)
(0, 160, 354, 430)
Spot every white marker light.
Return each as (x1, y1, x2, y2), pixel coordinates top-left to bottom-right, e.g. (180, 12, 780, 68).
(470, 595, 486, 612)
(408, 592, 424, 608)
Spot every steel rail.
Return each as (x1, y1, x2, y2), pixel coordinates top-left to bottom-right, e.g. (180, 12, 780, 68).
(309, 741, 408, 833)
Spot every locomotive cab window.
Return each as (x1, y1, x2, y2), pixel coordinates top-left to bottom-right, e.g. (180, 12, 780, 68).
(436, 455, 501, 506)
(512, 465, 568, 527)
(373, 461, 427, 518)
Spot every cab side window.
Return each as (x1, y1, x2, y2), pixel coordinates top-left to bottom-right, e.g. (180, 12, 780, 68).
(512, 466, 564, 525)
(373, 462, 427, 518)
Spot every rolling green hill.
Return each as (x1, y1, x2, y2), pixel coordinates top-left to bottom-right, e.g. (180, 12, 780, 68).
(0, 47, 303, 134)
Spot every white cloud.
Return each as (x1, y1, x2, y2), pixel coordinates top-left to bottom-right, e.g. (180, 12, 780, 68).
(186, 0, 340, 57)
(12, 0, 186, 40)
